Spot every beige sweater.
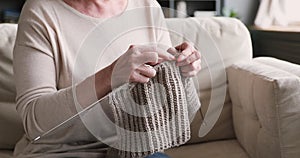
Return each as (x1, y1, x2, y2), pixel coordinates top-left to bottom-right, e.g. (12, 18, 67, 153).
(13, 0, 171, 157)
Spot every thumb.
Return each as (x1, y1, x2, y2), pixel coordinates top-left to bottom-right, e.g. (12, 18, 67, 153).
(167, 47, 180, 57)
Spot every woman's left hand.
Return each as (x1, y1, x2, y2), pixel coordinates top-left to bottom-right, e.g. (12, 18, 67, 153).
(168, 42, 201, 77)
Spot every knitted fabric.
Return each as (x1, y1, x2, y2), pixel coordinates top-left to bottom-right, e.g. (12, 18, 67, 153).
(108, 61, 201, 158)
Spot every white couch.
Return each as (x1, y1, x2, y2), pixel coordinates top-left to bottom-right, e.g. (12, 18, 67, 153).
(0, 17, 299, 158)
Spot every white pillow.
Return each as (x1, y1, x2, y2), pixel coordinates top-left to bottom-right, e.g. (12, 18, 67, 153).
(0, 24, 24, 149)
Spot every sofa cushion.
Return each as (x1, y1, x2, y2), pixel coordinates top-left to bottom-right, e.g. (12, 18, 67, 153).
(228, 61, 300, 158)
(0, 24, 24, 149)
(166, 139, 249, 158)
(254, 57, 300, 77)
(0, 24, 17, 103)
(166, 17, 252, 144)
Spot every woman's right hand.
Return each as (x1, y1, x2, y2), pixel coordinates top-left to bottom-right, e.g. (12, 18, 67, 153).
(110, 44, 175, 88)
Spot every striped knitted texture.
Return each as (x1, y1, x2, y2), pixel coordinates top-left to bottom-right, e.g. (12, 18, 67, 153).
(108, 61, 200, 158)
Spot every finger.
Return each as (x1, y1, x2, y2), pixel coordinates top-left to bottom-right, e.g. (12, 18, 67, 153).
(167, 47, 180, 56)
(175, 42, 195, 62)
(175, 42, 189, 50)
(130, 71, 150, 83)
(175, 42, 194, 55)
(137, 64, 156, 78)
(168, 46, 187, 62)
(155, 48, 175, 61)
(181, 46, 194, 56)
(180, 60, 202, 73)
(138, 45, 175, 61)
(136, 51, 159, 65)
(177, 51, 201, 67)
(149, 57, 164, 66)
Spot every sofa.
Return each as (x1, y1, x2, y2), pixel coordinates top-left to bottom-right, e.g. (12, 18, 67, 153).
(0, 17, 299, 158)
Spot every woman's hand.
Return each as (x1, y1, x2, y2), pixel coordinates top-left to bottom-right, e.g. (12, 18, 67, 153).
(168, 42, 201, 77)
(110, 44, 175, 88)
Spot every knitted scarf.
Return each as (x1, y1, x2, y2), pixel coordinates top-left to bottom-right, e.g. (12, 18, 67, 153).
(107, 61, 200, 158)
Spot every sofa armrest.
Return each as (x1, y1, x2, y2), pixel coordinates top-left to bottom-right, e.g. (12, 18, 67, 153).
(227, 61, 300, 158)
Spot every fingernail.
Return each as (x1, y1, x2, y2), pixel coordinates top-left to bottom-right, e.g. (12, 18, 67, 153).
(169, 55, 176, 60)
(158, 58, 164, 63)
(177, 55, 185, 62)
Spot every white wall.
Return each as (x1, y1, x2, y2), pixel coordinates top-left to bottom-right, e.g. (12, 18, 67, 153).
(285, 0, 300, 24)
(224, 0, 260, 25)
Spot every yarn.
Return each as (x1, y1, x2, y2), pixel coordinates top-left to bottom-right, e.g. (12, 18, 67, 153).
(108, 61, 201, 158)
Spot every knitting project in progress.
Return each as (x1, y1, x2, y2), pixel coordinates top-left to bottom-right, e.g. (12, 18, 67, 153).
(108, 61, 201, 158)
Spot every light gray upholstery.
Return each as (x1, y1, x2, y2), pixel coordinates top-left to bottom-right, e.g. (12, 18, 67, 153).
(0, 24, 24, 150)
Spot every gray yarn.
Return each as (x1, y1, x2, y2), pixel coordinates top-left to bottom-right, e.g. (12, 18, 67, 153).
(108, 61, 201, 158)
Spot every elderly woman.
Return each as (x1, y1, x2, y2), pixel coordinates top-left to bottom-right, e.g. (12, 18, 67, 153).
(13, 0, 201, 157)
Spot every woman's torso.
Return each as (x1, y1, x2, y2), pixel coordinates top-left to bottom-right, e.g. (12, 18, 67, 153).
(14, 0, 171, 157)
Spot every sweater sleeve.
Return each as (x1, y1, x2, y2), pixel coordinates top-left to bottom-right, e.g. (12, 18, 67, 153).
(13, 1, 99, 141)
(14, 22, 68, 141)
